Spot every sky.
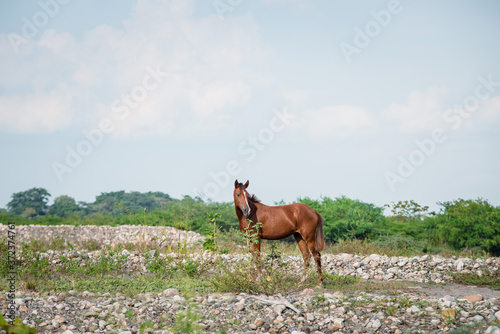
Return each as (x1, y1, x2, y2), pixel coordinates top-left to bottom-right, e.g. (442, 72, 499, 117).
(0, 0, 499, 212)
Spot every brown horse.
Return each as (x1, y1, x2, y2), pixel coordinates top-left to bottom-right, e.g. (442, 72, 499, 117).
(233, 179, 325, 280)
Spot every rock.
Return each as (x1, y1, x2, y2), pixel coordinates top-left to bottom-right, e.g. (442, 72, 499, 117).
(148, 249, 158, 257)
(486, 326, 500, 334)
(254, 318, 265, 327)
(441, 309, 456, 319)
(367, 318, 381, 330)
(162, 288, 179, 297)
(301, 288, 315, 295)
(464, 294, 483, 302)
(431, 319, 440, 326)
(473, 315, 484, 322)
(406, 305, 420, 314)
(331, 318, 344, 329)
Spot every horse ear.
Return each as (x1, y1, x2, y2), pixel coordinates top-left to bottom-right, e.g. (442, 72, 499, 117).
(244, 180, 249, 189)
(234, 179, 239, 188)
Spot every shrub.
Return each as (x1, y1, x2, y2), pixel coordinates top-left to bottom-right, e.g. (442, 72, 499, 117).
(299, 196, 384, 242)
(429, 199, 500, 255)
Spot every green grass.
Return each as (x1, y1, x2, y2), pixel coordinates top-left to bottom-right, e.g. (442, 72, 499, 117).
(2, 231, 499, 298)
(451, 269, 500, 290)
(209, 255, 320, 295)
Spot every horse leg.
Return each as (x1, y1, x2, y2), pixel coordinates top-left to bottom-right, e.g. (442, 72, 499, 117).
(293, 233, 311, 278)
(304, 237, 323, 281)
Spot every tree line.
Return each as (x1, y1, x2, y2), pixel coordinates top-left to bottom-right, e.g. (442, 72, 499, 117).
(1, 188, 499, 256)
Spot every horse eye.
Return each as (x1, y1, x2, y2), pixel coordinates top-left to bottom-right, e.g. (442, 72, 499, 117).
(237, 194, 240, 197)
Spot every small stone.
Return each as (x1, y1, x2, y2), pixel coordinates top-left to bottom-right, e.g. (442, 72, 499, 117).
(306, 313, 315, 321)
(431, 319, 440, 326)
(61, 331, 74, 334)
(441, 309, 456, 319)
(464, 294, 483, 302)
(148, 249, 158, 257)
(173, 295, 184, 302)
(254, 318, 265, 327)
(302, 288, 315, 295)
(162, 288, 179, 297)
(485, 326, 500, 334)
(473, 315, 484, 322)
(406, 305, 420, 314)
(332, 318, 344, 329)
(367, 318, 381, 330)
(18, 305, 28, 312)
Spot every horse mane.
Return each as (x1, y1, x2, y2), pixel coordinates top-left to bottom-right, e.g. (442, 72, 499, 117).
(249, 194, 261, 203)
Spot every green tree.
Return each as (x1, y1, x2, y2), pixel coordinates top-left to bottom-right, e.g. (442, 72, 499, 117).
(299, 196, 384, 242)
(430, 198, 500, 255)
(49, 195, 83, 217)
(7, 187, 51, 216)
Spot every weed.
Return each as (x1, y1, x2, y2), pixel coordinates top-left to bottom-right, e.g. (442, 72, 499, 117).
(203, 212, 221, 252)
(452, 269, 500, 290)
(210, 256, 317, 295)
(0, 314, 36, 334)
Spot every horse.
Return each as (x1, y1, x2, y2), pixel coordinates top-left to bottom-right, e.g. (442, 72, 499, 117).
(233, 179, 325, 281)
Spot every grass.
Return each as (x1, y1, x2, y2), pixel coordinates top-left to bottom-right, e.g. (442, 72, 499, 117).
(451, 269, 500, 290)
(1, 228, 499, 298)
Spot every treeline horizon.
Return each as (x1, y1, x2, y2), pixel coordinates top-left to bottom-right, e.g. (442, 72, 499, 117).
(1, 188, 500, 256)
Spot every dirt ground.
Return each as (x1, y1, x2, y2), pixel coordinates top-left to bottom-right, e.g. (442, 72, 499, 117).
(410, 282, 500, 300)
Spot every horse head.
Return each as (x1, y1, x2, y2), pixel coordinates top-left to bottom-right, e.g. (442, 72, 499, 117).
(234, 179, 251, 217)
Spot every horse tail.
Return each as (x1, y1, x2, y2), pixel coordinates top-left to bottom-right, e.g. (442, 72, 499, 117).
(315, 212, 325, 252)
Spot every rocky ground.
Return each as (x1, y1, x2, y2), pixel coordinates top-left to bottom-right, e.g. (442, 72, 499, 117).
(2, 225, 500, 333)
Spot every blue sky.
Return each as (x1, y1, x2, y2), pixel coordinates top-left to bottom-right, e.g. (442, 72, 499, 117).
(1, 0, 499, 212)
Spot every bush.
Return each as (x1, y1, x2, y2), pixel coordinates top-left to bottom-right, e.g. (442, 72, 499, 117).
(429, 199, 500, 255)
(299, 196, 384, 242)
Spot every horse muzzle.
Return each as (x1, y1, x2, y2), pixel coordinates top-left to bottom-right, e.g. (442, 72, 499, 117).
(242, 206, 251, 217)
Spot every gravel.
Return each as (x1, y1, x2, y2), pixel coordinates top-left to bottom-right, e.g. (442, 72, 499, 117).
(1, 224, 500, 333)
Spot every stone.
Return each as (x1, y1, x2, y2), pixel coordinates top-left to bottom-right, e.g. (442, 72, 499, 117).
(162, 288, 179, 297)
(485, 326, 500, 334)
(441, 309, 456, 319)
(148, 249, 158, 257)
(367, 318, 381, 330)
(254, 318, 265, 327)
(472, 315, 484, 322)
(406, 305, 420, 314)
(464, 294, 483, 302)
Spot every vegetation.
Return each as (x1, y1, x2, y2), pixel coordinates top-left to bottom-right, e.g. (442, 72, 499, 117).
(1, 188, 500, 256)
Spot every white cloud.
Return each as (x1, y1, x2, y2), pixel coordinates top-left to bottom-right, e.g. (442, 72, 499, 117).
(381, 87, 449, 133)
(300, 105, 377, 140)
(0, 0, 270, 138)
(0, 86, 73, 133)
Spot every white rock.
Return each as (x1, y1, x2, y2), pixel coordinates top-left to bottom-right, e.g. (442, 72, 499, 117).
(406, 305, 420, 314)
(486, 326, 500, 334)
(473, 315, 484, 322)
(367, 318, 381, 330)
